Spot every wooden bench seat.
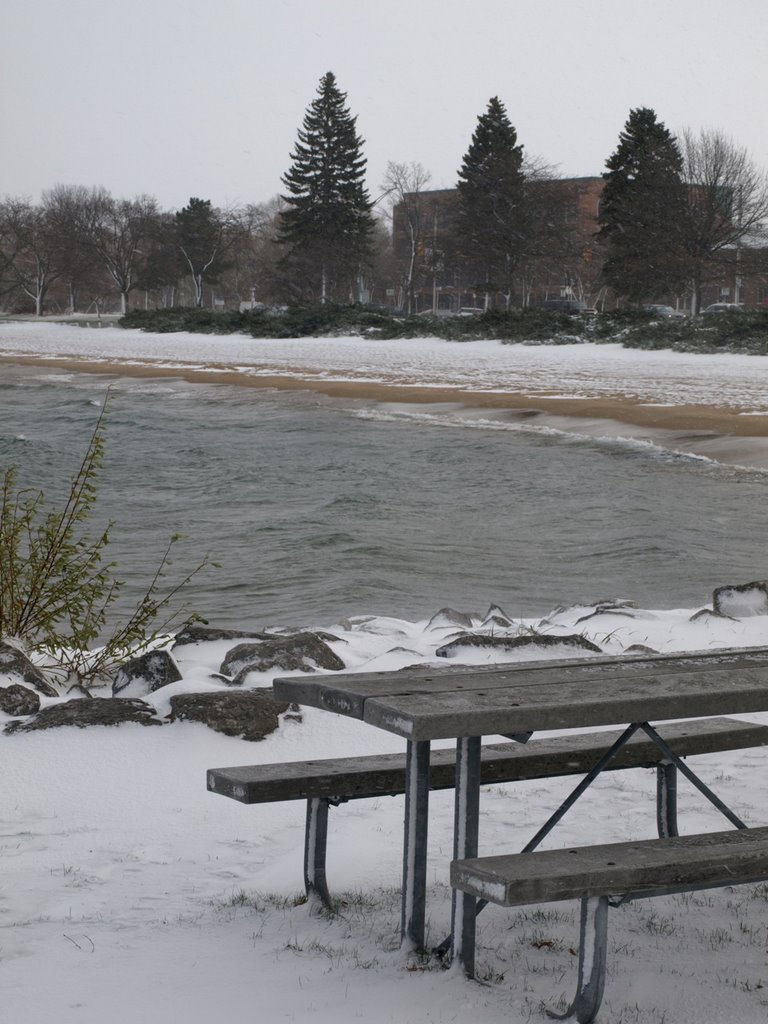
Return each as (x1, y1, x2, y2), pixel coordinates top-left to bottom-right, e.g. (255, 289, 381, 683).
(207, 717, 768, 909)
(451, 825, 768, 1023)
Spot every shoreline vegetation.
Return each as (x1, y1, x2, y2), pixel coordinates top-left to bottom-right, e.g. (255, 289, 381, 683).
(117, 304, 768, 354)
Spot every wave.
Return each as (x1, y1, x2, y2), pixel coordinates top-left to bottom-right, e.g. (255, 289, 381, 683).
(350, 404, 751, 472)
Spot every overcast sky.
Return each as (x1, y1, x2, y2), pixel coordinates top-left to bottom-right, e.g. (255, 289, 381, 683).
(3, 0, 767, 213)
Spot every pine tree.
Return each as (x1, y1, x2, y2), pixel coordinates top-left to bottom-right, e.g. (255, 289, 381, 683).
(598, 108, 689, 303)
(278, 72, 374, 303)
(175, 198, 228, 308)
(457, 97, 527, 306)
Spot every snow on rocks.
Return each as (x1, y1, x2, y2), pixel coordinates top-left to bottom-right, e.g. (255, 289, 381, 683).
(112, 648, 183, 696)
(218, 632, 346, 682)
(713, 580, 768, 618)
(5, 696, 162, 733)
(435, 632, 602, 659)
(3, 586, 768, 739)
(0, 682, 41, 716)
(0, 639, 58, 696)
(167, 690, 299, 741)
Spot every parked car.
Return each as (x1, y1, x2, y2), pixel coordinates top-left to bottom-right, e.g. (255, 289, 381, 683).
(642, 304, 686, 319)
(540, 298, 598, 316)
(457, 306, 485, 316)
(701, 303, 745, 315)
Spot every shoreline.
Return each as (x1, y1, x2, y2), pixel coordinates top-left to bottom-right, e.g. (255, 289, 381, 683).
(4, 351, 768, 470)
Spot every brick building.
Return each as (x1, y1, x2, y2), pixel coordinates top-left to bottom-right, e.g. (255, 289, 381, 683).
(390, 178, 768, 313)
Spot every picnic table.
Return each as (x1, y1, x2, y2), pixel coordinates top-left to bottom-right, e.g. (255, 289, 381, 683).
(273, 647, 768, 1018)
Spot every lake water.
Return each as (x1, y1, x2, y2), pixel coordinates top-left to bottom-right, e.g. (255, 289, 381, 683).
(1, 363, 766, 630)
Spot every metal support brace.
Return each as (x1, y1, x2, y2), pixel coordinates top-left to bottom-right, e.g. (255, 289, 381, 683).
(521, 724, 643, 854)
(548, 896, 609, 1024)
(640, 723, 748, 830)
(401, 739, 431, 950)
(440, 719, 748, 957)
(450, 735, 482, 977)
(304, 797, 333, 911)
(435, 725, 642, 958)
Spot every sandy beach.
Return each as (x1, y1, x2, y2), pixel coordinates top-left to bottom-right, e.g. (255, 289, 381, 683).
(3, 324, 768, 469)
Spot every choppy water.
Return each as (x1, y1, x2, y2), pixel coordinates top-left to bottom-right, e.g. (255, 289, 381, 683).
(1, 364, 767, 630)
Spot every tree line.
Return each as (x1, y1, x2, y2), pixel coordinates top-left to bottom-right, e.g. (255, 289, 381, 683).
(1, 72, 766, 316)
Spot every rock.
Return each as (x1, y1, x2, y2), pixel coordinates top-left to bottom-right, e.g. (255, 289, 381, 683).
(168, 690, 297, 741)
(623, 644, 660, 655)
(543, 599, 639, 626)
(689, 608, 733, 622)
(436, 632, 602, 658)
(426, 608, 477, 631)
(0, 641, 58, 697)
(219, 632, 345, 679)
(574, 607, 637, 624)
(480, 604, 513, 628)
(173, 624, 269, 647)
(112, 650, 183, 695)
(0, 684, 41, 716)
(5, 698, 162, 734)
(713, 581, 768, 618)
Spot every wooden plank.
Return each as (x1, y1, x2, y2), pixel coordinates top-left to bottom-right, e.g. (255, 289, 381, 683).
(451, 826, 768, 907)
(207, 719, 768, 804)
(362, 667, 768, 738)
(272, 647, 768, 718)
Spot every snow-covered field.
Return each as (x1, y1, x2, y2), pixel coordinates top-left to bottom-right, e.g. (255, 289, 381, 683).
(1, 319, 768, 412)
(3, 323, 768, 1022)
(3, 601, 768, 1024)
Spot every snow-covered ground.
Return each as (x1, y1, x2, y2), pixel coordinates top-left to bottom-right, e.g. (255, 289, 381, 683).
(1, 319, 768, 412)
(3, 601, 768, 1024)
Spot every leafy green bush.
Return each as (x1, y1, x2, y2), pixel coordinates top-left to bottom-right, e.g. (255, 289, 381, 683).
(0, 397, 213, 690)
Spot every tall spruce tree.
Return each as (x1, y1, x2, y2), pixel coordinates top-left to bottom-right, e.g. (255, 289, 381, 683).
(598, 108, 689, 303)
(278, 72, 374, 303)
(457, 97, 527, 307)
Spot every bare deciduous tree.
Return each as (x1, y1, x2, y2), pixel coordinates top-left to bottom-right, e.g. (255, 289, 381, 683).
(682, 128, 768, 311)
(1, 198, 67, 315)
(42, 184, 106, 313)
(76, 188, 160, 314)
(382, 161, 432, 313)
(225, 197, 286, 307)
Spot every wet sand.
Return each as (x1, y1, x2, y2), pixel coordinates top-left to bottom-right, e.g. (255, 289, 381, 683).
(4, 351, 768, 470)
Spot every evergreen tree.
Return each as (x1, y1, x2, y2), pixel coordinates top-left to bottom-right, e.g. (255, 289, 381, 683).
(598, 108, 689, 303)
(175, 198, 228, 307)
(457, 97, 527, 306)
(278, 72, 374, 303)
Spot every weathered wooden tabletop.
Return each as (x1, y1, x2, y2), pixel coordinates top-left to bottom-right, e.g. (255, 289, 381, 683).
(273, 647, 768, 740)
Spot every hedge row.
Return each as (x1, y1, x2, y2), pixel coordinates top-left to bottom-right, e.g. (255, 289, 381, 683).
(119, 305, 768, 353)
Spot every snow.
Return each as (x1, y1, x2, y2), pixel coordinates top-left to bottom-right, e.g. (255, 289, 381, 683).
(3, 605, 768, 1024)
(2, 324, 768, 1022)
(1, 319, 768, 413)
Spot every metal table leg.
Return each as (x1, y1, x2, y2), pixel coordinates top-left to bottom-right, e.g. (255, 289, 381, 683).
(451, 735, 482, 976)
(401, 738, 431, 950)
